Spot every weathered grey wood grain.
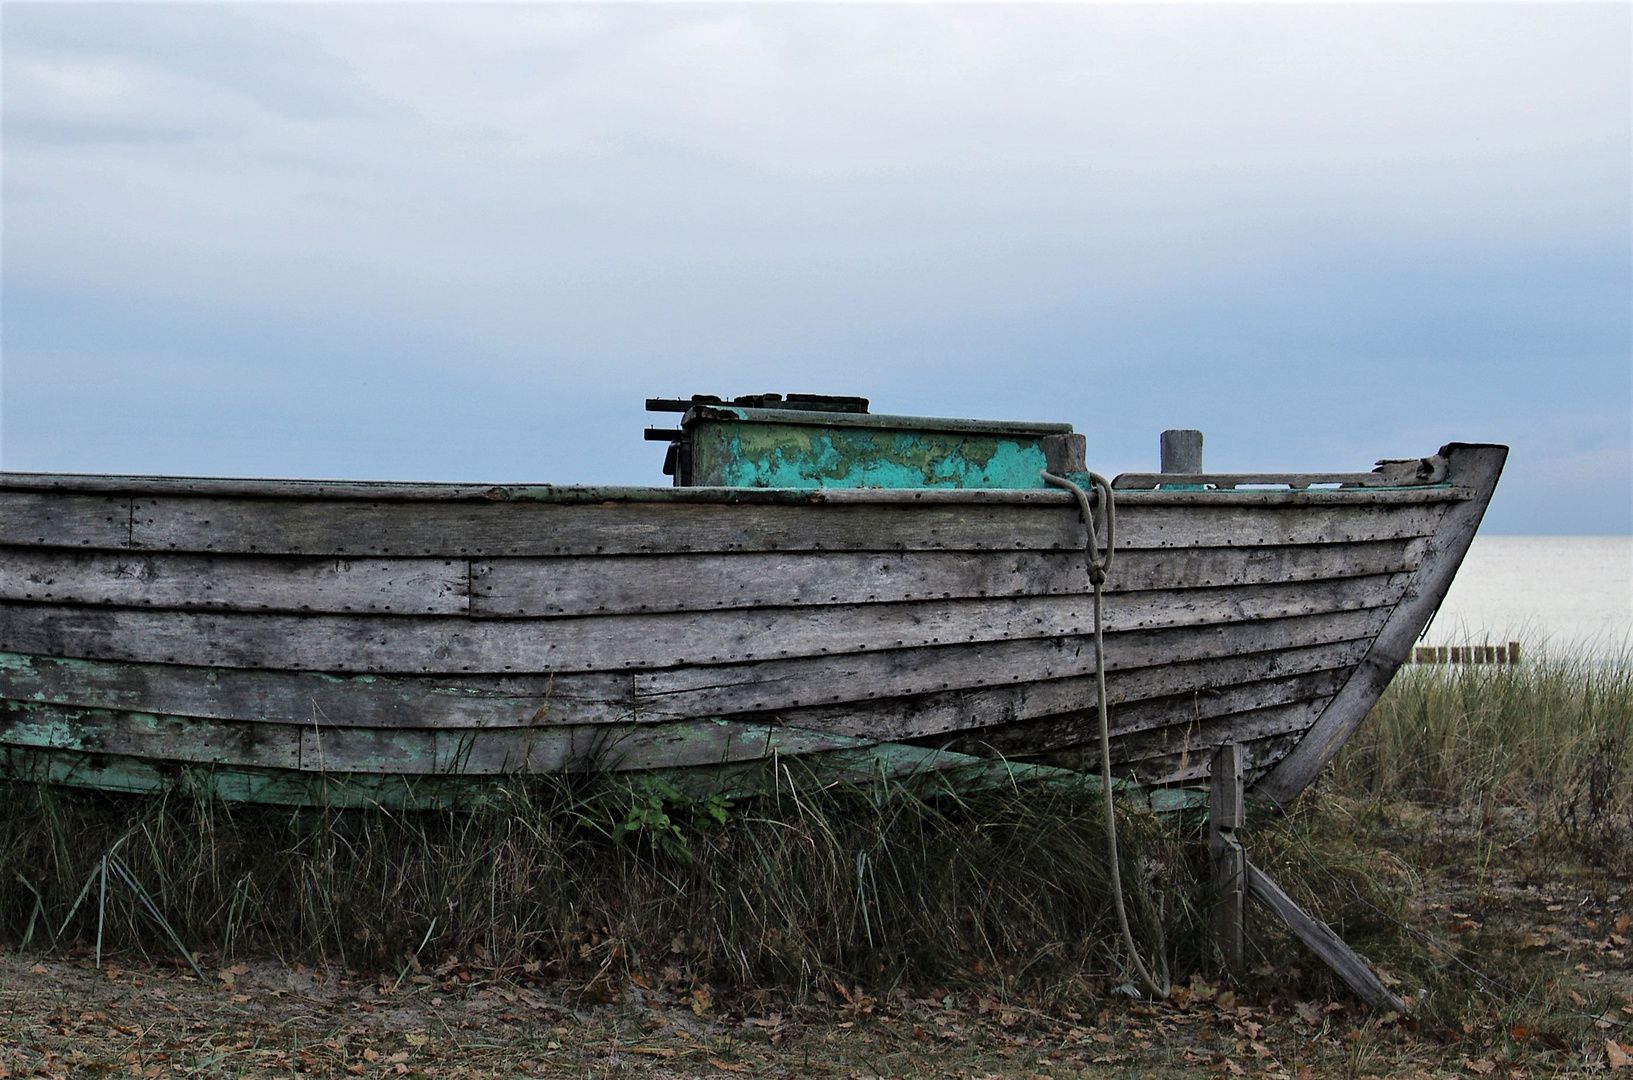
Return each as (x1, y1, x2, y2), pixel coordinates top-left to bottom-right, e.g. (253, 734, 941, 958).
(0, 685, 1336, 780)
(1160, 430, 1204, 474)
(927, 669, 1348, 761)
(1113, 706, 1331, 785)
(0, 699, 872, 775)
(470, 538, 1426, 617)
(471, 550, 1085, 615)
(0, 612, 1381, 731)
(0, 700, 301, 769)
(1057, 734, 1299, 789)
(1114, 503, 1447, 550)
(0, 538, 1424, 618)
(1255, 444, 1508, 803)
(1210, 743, 1246, 971)
(1112, 486, 1470, 509)
(113, 495, 1451, 557)
(1, 738, 1076, 810)
(0, 494, 129, 548)
(127, 498, 1088, 556)
(1116, 471, 1432, 491)
(779, 656, 1359, 747)
(1107, 538, 1425, 594)
(636, 627, 1378, 728)
(0, 574, 1408, 674)
(0, 650, 595, 729)
(0, 742, 490, 808)
(631, 608, 1389, 717)
(1025, 698, 1329, 779)
(1246, 861, 1409, 1013)
(0, 450, 1491, 806)
(0, 548, 469, 614)
(299, 717, 869, 774)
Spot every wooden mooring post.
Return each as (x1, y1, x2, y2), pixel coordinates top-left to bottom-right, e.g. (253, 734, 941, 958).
(1209, 743, 1409, 1014)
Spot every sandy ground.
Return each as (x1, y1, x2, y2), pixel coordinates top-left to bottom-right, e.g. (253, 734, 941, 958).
(0, 946, 1616, 1080)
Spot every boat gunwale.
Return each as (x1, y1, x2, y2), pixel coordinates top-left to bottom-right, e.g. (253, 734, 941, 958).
(0, 471, 1475, 507)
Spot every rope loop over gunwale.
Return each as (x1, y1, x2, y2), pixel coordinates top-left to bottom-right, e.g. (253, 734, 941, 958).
(1040, 469, 1171, 1002)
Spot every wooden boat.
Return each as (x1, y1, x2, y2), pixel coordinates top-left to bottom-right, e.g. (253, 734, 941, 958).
(0, 395, 1506, 809)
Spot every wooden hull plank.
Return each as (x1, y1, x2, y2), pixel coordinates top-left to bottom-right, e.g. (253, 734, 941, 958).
(0, 744, 491, 809)
(0, 494, 129, 548)
(0, 573, 1409, 674)
(0, 699, 302, 769)
(90, 496, 1451, 558)
(0, 609, 1388, 730)
(1108, 701, 1334, 783)
(126, 498, 1085, 556)
(923, 670, 1346, 761)
(630, 608, 1389, 719)
(0, 700, 880, 775)
(470, 538, 1426, 617)
(761, 647, 1364, 745)
(0, 660, 1353, 777)
(0, 538, 1425, 619)
(0, 740, 1079, 809)
(0, 548, 469, 614)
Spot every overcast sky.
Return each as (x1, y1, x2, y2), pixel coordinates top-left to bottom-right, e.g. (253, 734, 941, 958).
(4, 3, 1628, 533)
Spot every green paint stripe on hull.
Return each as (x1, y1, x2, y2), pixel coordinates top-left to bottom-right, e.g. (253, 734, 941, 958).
(0, 740, 1121, 811)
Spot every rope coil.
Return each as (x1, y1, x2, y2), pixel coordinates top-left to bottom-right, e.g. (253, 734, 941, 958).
(1041, 469, 1170, 1001)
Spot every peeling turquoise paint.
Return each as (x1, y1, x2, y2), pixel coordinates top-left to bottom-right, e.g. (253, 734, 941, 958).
(690, 420, 1059, 490)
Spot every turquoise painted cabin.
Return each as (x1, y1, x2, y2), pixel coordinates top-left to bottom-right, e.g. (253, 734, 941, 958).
(645, 394, 1086, 490)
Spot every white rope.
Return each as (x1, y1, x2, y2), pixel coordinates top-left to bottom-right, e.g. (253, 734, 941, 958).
(1042, 469, 1170, 1001)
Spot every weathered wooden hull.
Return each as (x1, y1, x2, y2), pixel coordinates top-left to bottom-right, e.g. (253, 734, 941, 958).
(0, 443, 1505, 807)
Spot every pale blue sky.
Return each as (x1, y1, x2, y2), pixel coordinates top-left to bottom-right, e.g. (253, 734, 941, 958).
(4, 3, 1629, 533)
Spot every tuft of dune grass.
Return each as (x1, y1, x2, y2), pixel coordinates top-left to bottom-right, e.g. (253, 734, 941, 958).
(0, 765, 1216, 1001)
(1329, 643, 1633, 848)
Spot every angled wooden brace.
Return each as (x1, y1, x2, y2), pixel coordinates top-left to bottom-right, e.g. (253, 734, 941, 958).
(1209, 742, 1408, 1015)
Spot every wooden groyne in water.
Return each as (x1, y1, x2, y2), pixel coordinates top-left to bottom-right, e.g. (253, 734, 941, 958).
(1413, 642, 1521, 665)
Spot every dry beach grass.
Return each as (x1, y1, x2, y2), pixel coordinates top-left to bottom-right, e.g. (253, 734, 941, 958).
(2, 645, 1631, 1077)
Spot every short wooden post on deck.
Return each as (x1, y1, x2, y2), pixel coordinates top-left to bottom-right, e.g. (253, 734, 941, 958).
(1210, 742, 1246, 971)
(1161, 429, 1204, 474)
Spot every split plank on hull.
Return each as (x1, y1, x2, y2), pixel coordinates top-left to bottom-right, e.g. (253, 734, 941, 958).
(792, 657, 1361, 746)
(0, 575, 1410, 674)
(929, 668, 1351, 761)
(1100, 703, 1337, 785)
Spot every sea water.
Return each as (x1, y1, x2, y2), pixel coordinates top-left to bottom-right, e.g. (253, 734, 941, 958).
(1420, 536, 1633, 659)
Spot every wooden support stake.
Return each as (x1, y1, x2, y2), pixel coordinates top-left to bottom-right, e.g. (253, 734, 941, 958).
(1245, 860, 1408, 1014)
(1210, 742, 1245, 971)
